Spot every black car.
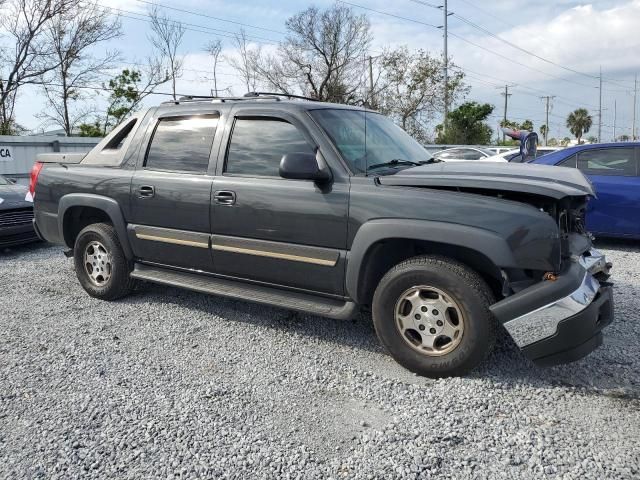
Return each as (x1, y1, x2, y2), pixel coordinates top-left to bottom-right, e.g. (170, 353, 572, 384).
(0, 175, 39, 248)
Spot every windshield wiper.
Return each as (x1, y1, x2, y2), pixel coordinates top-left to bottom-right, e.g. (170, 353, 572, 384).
(418, 158, 441, 164)
(367, 158, 421, 171)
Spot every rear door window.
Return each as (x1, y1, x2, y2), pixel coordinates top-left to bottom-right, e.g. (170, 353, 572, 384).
(145, 115, 219, 173)
(577, 148, 635, 176)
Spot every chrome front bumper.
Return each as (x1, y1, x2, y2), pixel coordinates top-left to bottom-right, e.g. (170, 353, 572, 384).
(578, 247, 611, 278)
(493, 248, 613, 349)
(503, 268, 601, 347)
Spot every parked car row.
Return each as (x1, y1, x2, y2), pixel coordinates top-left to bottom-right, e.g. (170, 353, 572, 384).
(432, 146, 559, 163)
(432, 146, 504, 162)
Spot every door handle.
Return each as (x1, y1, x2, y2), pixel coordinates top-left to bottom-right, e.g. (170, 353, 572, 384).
(138, 185, 155, 198)
(213, 190, 236, 205)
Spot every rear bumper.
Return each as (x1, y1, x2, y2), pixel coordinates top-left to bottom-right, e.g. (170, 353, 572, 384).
(33, 210, 62, 244)
(490, 248, 613, 366)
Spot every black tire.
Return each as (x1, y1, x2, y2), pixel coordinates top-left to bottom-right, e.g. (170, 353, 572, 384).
(372, 255, 496, 378)
(73, 222, 135, 300)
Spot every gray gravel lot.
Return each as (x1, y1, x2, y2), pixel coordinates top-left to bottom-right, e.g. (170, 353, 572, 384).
(1, 241, 639, 479)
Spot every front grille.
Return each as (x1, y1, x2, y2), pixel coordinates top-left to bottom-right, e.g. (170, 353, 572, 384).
(0, 208, 34, 227)
(558, 207, 587, 236)
(0, 229, 39, 247)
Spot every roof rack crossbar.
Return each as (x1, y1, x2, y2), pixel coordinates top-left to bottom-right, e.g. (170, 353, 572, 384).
(244, 91, 321, 102)
(160, 91, 321, 105)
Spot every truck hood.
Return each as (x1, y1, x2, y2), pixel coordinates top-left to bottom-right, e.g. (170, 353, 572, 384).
(377, 162, 595, 200)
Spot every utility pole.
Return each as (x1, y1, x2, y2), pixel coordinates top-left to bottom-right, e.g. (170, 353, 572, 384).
(368, 55, 374, 107)
(598, 66, 602, 143)
(613, 100, 617, 142)
(633, 74, 637, 140)
(443, 0, 448, 134)
(500, 85, 512, 142)
(541, 95, 555, 146)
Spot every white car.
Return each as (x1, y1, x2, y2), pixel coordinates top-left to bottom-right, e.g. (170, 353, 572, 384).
(433, 147, 508, 163)
(485, 147, 560, 163)
(487, 147, 514, 155)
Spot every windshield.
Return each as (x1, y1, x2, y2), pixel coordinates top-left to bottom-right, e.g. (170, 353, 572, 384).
(0, 175, 9, 185)
(310, 109, 432, 174)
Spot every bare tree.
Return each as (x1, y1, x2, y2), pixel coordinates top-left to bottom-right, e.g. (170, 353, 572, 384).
(253, 5, 371, 103)
(148, 5, 185, 100)
(377, 47, 468, 143)
(226, 29, 261, 94)
(37, 1, 121, 135)
(0, 0, 79, 134)
(203, 39, 223, 96)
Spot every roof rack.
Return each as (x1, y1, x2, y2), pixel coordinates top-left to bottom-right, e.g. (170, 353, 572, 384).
(244, 91, 321, 102)
(161, 91, 322, 105)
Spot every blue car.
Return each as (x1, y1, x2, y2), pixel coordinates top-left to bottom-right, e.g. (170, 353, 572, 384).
(530, 143, 640, 239)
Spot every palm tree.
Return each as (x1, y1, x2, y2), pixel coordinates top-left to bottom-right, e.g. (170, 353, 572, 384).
(520, 119, 534, 131)
(566, 108, 592, 144)
(540, 124, 548, 145)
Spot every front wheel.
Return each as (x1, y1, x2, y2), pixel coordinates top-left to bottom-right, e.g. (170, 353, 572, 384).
(73, 222, 135, 300)
(372, 255, 496, 378)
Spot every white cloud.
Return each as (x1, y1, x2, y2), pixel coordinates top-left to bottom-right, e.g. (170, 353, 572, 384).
(451, 1, 640, 83)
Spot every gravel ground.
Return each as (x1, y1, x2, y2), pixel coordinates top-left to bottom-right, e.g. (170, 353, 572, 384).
(1, 241, 639, 479)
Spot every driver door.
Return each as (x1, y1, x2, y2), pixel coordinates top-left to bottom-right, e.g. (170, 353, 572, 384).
(209, 106, 350, 295)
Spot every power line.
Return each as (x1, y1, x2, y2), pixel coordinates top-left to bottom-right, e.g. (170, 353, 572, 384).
(100, 5, 278, 44)
(452, 0, 517, 29)
(338, 1, 440, 28)
(448, 64, 599, 109)
(450, 14, 598, 80)
(134, 0, 287, 35)
(3, 78, 197, 98)
(347, 0, 601, 90)
(447, 32, 598, 90)
(407, 0, 599, 81)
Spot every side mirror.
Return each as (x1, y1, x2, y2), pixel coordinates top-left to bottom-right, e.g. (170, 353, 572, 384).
(279, 152, 332, 183)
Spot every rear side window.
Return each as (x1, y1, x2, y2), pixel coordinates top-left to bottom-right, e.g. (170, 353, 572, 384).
(461, 150, 484, 160)
(558, 154, 577, 168)
(145, 115, 218, 173)
(225, 118, 314, 177)
(104, 118, 137, 150)
(577, 148, 636, 176)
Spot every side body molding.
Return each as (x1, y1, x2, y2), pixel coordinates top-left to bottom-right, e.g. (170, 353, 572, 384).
(345, 219, 517, 303)
(57, 193, 133, 259)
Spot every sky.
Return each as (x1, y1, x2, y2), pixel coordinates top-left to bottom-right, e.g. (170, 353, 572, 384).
(10, 0, 640, 141)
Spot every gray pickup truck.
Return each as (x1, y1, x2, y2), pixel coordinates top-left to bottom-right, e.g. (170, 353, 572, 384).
(30, 93, 613, 377)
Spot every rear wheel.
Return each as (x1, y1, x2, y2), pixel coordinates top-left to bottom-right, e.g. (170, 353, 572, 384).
(73, 223, 135, 300)
(372, 255, 496, 378)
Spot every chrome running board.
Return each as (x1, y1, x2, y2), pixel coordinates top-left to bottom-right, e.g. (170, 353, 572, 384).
(131, 263, 357, 320)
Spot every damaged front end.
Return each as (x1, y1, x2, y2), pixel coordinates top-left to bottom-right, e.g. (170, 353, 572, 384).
(378, 162, 614, 366)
